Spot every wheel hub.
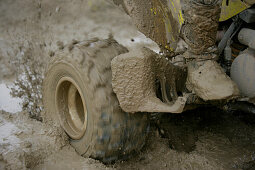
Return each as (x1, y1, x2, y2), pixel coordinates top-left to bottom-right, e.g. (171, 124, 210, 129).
(55, 77, 88, 139)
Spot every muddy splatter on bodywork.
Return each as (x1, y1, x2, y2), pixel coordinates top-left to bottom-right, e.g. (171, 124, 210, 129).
(116, 0, 182, 52)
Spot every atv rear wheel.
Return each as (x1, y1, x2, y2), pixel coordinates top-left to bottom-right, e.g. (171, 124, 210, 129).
(43, 37, 149, 163)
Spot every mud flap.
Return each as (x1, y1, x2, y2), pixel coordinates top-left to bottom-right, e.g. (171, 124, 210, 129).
(111, 47, 188, 113)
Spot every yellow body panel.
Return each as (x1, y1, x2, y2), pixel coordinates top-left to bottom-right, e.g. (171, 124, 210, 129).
(219, 0, 251, 22)
(168, 0, 253, 23)
(164, 0, 184, 50)
(167, 0, 184, 27)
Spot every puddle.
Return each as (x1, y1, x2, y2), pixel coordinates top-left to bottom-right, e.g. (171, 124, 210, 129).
(0, 83, 22, 113)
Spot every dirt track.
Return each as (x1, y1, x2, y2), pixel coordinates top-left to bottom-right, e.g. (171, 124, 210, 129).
(0, 0, 255, 169)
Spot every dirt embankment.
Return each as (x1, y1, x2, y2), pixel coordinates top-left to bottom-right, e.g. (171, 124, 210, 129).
(0, 0, 255, 170)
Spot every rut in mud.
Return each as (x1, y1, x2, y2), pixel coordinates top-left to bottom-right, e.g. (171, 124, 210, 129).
(1, 108, 255, 169)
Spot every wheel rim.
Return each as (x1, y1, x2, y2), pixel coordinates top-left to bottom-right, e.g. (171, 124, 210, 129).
(55, 77, 88, 139)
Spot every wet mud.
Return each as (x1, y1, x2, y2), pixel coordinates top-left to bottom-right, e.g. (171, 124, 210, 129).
(0, 0, 255, 169)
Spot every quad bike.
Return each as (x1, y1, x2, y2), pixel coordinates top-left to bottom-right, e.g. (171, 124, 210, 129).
(43, 0, 255, 163)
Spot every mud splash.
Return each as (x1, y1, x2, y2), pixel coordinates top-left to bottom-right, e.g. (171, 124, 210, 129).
(0, 0, 255, 170)
(0, 110, 68, 169)
(113, 108, 255, 170)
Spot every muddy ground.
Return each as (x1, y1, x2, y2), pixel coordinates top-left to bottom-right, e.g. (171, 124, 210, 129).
(0, 0, 255, 169)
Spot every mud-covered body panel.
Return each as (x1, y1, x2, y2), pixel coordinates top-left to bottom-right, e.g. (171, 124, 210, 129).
(114, 0, 182, 52)
(114, 0, 254, 52)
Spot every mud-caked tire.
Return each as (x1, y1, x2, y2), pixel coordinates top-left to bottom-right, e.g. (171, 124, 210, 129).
(43, 37, 149, 163)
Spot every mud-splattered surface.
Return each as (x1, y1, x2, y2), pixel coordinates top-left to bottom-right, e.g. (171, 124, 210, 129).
(0, 0, 255, 169)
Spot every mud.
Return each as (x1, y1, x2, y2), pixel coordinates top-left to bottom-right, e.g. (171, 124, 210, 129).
(111, 47, 187, 113)
(120, 0, 180, 52)
(113, 107, 255, 170)
(187, 60, 239, 101)
(1, 108, 255, 170)
(0, 0, 255, 169)
(182, 0, 221, 54)
(0, 84, 22, 113)
(0, 110, 69, 169)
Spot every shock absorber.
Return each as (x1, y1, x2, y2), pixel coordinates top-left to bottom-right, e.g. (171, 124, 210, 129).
(224, 40, 232, 74)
